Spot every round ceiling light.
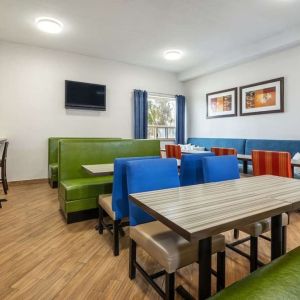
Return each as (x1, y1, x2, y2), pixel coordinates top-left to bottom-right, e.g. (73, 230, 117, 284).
(36, 17, 63, 34)
(164, 49, 183, 60)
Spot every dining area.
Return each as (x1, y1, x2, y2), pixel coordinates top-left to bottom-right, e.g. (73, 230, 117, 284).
(89, 143, 300, 299)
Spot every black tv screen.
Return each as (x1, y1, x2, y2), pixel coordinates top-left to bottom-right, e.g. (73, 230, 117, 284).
(65, 80, 106, 111)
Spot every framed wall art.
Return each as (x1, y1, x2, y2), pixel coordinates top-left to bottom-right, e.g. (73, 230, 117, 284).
(206, 88, 237, 119)
(240, 77, 284, 116)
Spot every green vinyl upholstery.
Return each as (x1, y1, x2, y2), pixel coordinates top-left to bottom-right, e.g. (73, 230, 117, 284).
(49, 163, 58, 186)
(58, 139, 160, 222)
(210, 246, 300, 299)
(48, 137, 120, 188)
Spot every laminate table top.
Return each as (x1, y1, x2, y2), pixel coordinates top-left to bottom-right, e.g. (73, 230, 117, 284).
(292, 159, 300, 167)
(83, 159, 181, 175)
(129, 175, 298, 242)
(82, 164, 114, 176)
(237, 154, 252, 160)
(161, 148, 211, 155)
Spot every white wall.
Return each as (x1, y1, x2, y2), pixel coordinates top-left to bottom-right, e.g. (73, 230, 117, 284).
(0, 41, 183, 181)
(184, 45, 300, 141)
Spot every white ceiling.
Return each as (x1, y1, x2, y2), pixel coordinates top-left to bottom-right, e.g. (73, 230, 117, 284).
(1, 0, 300, 81)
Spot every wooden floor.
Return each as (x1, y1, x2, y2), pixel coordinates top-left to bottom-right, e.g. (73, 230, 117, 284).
(1, 182, 300, 300)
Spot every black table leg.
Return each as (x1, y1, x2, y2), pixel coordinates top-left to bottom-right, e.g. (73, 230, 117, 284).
(292, 166, 295, 178)
(243, 160, 248, 174)
(271, 214, 283, 260)
(199, 237, 212, 300)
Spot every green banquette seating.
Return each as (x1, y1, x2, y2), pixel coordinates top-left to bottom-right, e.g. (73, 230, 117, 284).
(58, 139, 160, 223)
(48, 137, 120, 188)
(211, 246, 300, 299)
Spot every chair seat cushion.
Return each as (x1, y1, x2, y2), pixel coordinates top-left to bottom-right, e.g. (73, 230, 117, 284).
(60, 176, 113, 201)
(49, 163, 58, 180)
(238, 213, 289, 237)
(210, 246, 300, 299)
(99, 194, 115, 220)
(130, 221, 225, 273)
(98, 195, 129, 222)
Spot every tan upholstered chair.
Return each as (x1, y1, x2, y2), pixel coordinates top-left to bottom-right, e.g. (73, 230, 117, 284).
(129, 221, 225, 297)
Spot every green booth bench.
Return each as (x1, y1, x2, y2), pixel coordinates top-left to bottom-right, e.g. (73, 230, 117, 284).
(58, 139, 160, 223)
(210, 246, 300, 299)
(48, 137, 120, 188)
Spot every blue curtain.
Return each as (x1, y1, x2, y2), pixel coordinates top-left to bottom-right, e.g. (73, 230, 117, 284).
(176, 95, 185, 144)
(134, 90, 148, 139)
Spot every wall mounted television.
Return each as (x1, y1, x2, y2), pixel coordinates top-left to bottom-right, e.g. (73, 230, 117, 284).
(65, 80, 106, 111)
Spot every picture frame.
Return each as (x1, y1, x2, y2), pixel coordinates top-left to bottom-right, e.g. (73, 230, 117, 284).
(240, 77, 284, 116)
(206, 88, 238, 119)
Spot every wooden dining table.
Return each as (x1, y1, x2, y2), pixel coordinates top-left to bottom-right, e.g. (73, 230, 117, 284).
(129, 175, 300, 299)
(82, 163, 114, 176)
(82, 160, 181, 175)
(161, 148, 211, 155)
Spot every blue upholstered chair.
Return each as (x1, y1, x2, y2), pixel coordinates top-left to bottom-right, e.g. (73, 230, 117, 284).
(202, 155, 240, 183)
(98, 156, 158, 256)
(126, 158, 226, 299)
(179, 153, 215, 186)
(202, 155, 288, 272)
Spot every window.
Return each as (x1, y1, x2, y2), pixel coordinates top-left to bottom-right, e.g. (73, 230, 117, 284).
(147, 93, 176, 140)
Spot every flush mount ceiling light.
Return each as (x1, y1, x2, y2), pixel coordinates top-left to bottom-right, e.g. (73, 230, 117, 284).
(164, 49, 183, 60)
(36, 17, 63, 34)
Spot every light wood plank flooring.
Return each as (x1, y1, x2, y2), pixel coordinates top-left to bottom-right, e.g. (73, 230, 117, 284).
(0, 182, 300, 299)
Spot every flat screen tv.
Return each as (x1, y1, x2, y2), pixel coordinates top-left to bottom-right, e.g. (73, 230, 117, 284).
(65, 80, 106, 111)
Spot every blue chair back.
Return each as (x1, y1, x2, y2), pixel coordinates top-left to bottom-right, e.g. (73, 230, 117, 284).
(112, 156, 159, 220)
(202, 155, 240, 183)
(126, 158, 180, 226)
(179, 153, 215, 186)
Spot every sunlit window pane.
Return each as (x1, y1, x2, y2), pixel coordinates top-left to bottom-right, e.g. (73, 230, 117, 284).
(147, 95, 176, 140)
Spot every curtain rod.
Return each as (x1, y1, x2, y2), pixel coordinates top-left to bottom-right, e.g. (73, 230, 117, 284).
(148, 92, 176, 97)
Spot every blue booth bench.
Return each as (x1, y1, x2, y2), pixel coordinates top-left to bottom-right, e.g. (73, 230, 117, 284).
(188, 137, 300, 157)
(187, 138, 246, 154)
(245, 139, 300, 156)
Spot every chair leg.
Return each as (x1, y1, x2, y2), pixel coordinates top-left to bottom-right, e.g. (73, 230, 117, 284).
(217, 251, 226, 291)
(233, 229, 239, 239)
(4, 164, 8, 191)
(129, 239, 136, 280)
(113, 220, 121, 256)
(1, 167, 7, 194)
(282, 226, 287, 255)
(4, 177, 8, 192)
(250, 236, 258, 272)
(165, 272, 175, 300)
(98, 206, 104, 234)
(0, 198, 7, 209)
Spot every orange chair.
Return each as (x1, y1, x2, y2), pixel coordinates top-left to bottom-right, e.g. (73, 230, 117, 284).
(230, 150, 291, 272)
(211, 147, 237, 156)
(252, 150, 292, 178)
(165, 145, 182, 159)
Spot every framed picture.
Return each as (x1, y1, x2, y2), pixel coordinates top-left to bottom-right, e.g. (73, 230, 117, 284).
(240, 77, 284, 116)
(206, 88, 237, 119)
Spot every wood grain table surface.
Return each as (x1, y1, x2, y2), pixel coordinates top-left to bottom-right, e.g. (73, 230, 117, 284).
(130, 175, 299, 242)
(82, 164, 114, 176)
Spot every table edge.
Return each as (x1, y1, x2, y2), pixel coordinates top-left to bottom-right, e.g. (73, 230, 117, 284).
(129, 192, 292, 242)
